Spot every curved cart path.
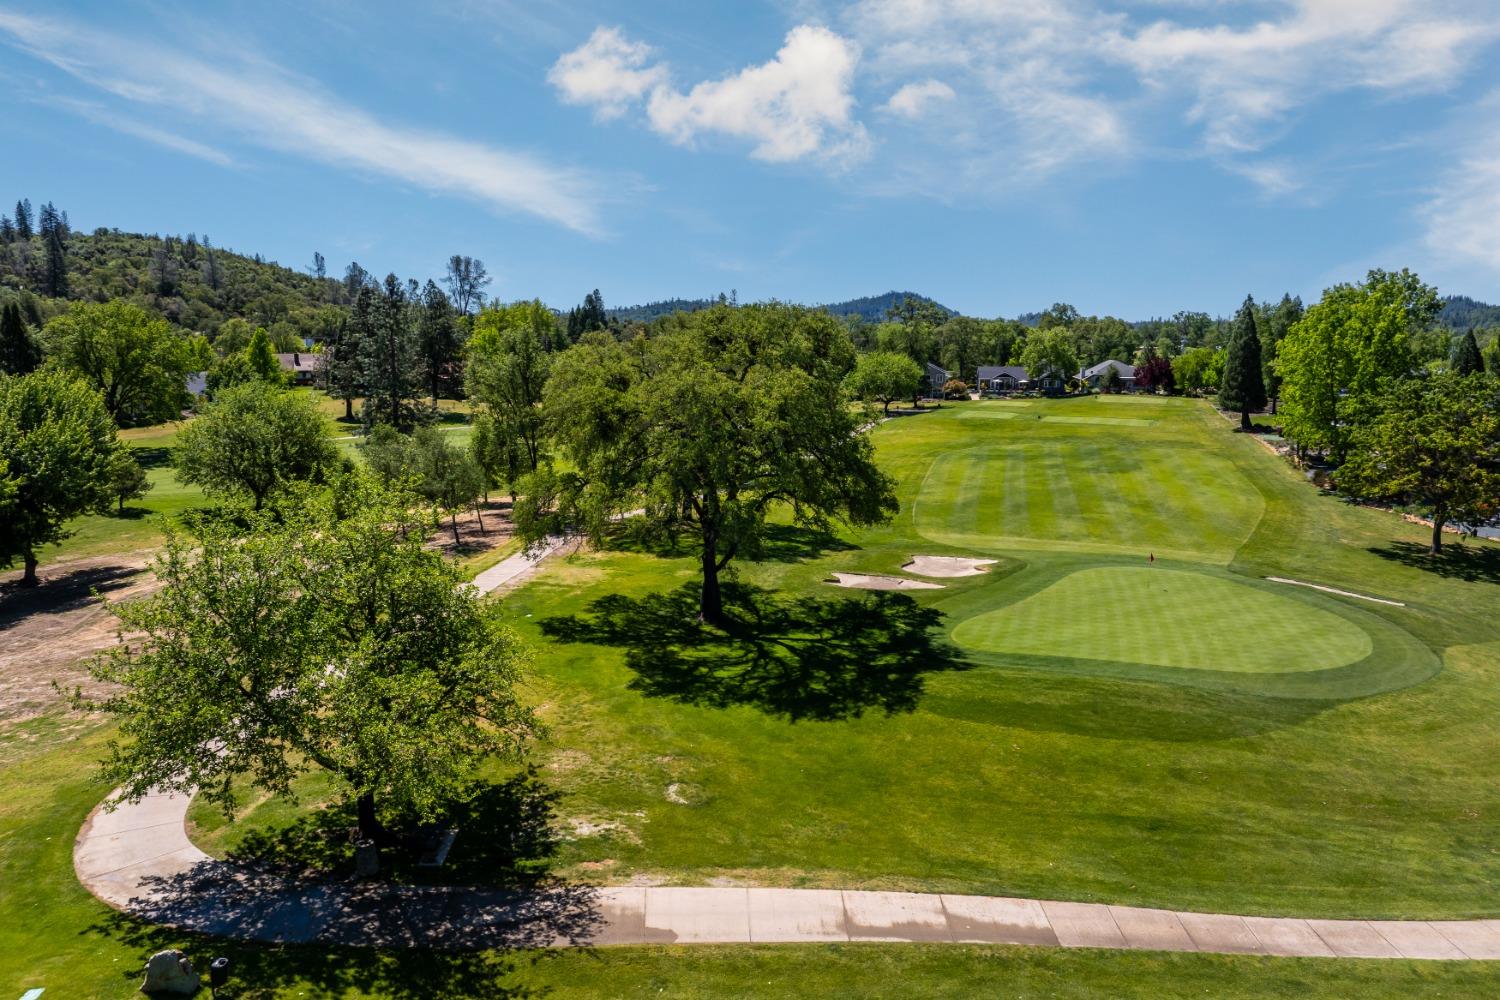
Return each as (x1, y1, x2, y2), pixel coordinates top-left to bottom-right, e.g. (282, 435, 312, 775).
(75, 789, 1500, 958)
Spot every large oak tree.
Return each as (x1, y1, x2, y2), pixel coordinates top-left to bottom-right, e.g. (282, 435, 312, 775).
(523, 304, 898, 624)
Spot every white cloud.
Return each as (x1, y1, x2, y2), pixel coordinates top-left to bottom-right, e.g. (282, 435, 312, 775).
(1422, 92, 1500, 276)
(552, 25, 870, 166)
(50, 97, 235, 167)
(547, 26, 667, 120)
(882, 79, 955, 118)
(0, 10, 607, 235)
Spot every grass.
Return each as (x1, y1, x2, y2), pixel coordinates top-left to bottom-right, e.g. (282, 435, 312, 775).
(951, 565, 1373, 673)
(10, 392, 1500, 995)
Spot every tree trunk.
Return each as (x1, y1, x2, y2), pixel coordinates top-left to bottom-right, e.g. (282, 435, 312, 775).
(20, 550, 38, 588)
(451, 511, 461, 546)
(1431, 515, 1446, 556)
(699, 538, 724, 626)
(356, 790, 381, 841)
(882, 399, 891, 416)
(1240, 408, 1251, 431)
(475, 506, 485, 534)
(344, 396, 353, 421)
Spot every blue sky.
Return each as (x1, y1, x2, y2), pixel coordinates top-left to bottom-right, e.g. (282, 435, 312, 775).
(1, 1, 1498, 318)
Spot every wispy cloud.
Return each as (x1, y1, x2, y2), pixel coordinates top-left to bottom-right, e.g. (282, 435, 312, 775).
(48, 97, 235, 167)
(1422, 91, 1500, 276)
(881, 79, 955, 119)
(0, 9, 608, 235)
(551, 24, 870, 166)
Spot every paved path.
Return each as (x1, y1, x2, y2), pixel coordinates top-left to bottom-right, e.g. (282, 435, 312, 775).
(469, 537, 567, 595)
(75, 790, 1500, 958)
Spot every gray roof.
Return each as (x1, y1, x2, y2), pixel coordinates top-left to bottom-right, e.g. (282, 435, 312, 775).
(977, 365, 1029, 382)
(275, 352, 321, 374)
(1081, 359, 1136, 380)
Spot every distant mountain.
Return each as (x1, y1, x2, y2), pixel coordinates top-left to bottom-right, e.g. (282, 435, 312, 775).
(607, 290, 957, 324)
(1439, 295, 1500, 330)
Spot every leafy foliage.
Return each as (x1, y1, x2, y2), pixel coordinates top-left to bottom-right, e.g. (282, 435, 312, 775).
(84, 474, 536, 839)
(0, 300, 40, 375)
(0, 370, 125, 584)
(42, 300, 205, 426)
(465, 300, 556, 485)
(844, 351, 924, 414)
(1337, 372, 1500, 553)
(173, 382, 339, 510)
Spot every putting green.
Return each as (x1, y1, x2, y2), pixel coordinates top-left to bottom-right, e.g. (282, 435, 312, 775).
(914, 440, 1264, 562)
(951, 567, 1372, 674)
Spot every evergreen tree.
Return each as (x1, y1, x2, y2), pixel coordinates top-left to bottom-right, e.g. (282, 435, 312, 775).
(418, 280, 460, 404)
(244, 327, 286, 384)
(0, 216, 14, 243)
(14, 199, 32, 240)
(1452, 327, 1485, 376)
(38, 202, 68, 298)
(310, 250, 326, 280)
(444, 255, 491, 315)
(1260, 293, 1303, 414)
(201, 234, 221, 291)
(321, 309, 365, 421)
(1219, 295, 1267, 431)
(0, 302, 42, 375)
(359, 273, 424, 429)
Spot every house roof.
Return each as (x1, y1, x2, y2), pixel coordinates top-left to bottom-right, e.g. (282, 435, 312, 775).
(275, 352, 321, 374)
(1081, 359, 1136, 380)
(926, 362, 950, 378)
(977, 365, 1029, 382)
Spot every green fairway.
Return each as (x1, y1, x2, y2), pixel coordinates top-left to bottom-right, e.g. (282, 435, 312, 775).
(952, 566, 1372, 673)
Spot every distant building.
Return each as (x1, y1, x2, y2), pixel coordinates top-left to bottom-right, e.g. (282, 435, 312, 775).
(275, 352, 321, 386)
(1079, 359, 1137, 391)
(976, 365, 1029, 393)
(925, 362, 951, 398)
(185, 371, 208, 396)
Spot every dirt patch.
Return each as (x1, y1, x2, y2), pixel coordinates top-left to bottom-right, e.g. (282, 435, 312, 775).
(425, 501, 515, 557)
(902, 555, 997, 578)
(0, 555, 155, 723)
(826, 573, 944, 592)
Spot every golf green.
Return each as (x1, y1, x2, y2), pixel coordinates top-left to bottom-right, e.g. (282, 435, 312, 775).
(951, 566, 1372, 674)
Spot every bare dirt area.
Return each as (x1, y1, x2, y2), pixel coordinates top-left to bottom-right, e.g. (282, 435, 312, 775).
(0, 555, 155, 724)
(425, 501, 516, 558)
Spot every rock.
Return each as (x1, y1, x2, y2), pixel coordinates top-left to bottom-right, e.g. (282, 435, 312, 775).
(141, 950, 200, 995)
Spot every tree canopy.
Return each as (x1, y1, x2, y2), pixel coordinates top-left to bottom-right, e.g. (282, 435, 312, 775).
(42, 300, 203, 426)
(0, 370, 125, 585)
(844, 351, 924, 415)
(84, 475, 535, 846)
(173, 381, 339, 510)
(525, 303, 897, 624)
(465, 300, 556, 485)
(1019, 327, 1078, 387)
(1336, 372, 1500, 553)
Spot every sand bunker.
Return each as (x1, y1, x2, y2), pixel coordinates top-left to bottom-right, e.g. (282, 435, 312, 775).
(903, 555, 998, 578)
(827, 573, 945, 591)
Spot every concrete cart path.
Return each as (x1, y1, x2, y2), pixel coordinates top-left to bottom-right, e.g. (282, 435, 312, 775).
(74, 789, 1500, 958)
(469, 537, 567, 595)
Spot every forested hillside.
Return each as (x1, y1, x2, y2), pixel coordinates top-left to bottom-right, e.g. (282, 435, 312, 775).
(1439, 295, 1500, 330)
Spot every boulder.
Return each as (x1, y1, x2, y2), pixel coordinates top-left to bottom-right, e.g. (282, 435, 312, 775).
(141, 949, 200, 995)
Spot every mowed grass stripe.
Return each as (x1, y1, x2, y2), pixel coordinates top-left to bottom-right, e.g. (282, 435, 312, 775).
(952, 566, 1374, 674)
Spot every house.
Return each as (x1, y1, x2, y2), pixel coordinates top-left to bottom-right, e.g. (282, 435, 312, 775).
(1032, 369, 1069, 396)
(1079, 359, 1137, 391)
(976, 365, 1029, 394)
(925, 362, 951, 398)
(276, 352, 321, 386)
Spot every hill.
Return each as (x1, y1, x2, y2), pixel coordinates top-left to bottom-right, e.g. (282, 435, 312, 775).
(1439, 295, 1500, 330)
(607, 290, 956, 324)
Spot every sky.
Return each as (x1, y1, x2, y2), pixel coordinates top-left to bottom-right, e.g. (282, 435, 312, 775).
(1, 0, 1498, 319)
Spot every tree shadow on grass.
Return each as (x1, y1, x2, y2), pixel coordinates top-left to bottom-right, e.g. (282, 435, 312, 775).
(222, 768, 563, 889)
(0, 563, 141, 626)
(1369, 540, 1500, 585)
(540, 582, 967, 722)
(598, 522, 856, 565)
(130, 445, 172, 469)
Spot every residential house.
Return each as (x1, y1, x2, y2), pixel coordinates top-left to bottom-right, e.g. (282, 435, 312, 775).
(1078, 359, 1137, 391)
(276, 352, 321, 387)
(925, 362, 952, 398)
(976, 365, 1029, 394)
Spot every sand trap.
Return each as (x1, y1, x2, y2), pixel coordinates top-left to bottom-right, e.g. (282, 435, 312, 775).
(827, 573, 945, 591)
(903, 555, 998, 578)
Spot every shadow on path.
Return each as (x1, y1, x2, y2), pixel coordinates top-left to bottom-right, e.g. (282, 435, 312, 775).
(1370, 540, 1500, 585)
(541, 582, 966, 721)
(0, 562, 141, 627)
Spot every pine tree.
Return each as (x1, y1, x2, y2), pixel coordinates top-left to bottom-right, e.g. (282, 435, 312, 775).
(1452, 327, 1485, 376)
(321, 308, 366, 421)
(0, 302, 42, 375)
(0, 216, 13, 243)
(38, 202, 67, 298)
(14, 199, 32, 240)
(418, 280, 460, 403)
(1219, 295, 1267, 431)
(360, 274, 424, 429)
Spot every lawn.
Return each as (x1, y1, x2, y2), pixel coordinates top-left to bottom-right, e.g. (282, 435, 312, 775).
(190, 394, 1500, 921)
(11, 392, 1500, 995)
